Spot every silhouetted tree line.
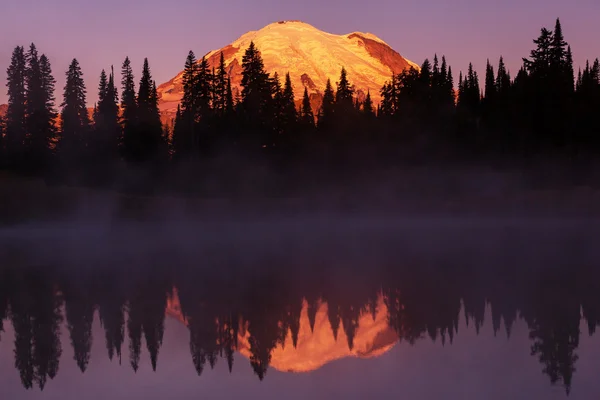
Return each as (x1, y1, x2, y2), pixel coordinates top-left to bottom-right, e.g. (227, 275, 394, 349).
(1, 250, 599, 395)
(1, 18, 598, 194)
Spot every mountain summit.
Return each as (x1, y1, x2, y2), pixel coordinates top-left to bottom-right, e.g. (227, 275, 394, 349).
(157, 20, 418, 117)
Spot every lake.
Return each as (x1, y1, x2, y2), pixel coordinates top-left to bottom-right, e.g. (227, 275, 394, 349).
(1, 217, 600, 399)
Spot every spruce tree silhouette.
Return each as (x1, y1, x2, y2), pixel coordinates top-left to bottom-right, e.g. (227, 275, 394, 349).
(299, 86, 315, 129)
(136, 58, 164, 164)
(362, 90, 375, 119)
(213, 52, 228, 116)
(172, 51, 197, 160)
(25, 44, 46, 172)
(120, 56, 138, 162)
(5, 46, 27, 171)
(318, 78, 335, 130)
(63, 280, 94, 373)
(58, 58, 90, 170)
(240, 41, 273, 151)
(96, 67, 120, 164)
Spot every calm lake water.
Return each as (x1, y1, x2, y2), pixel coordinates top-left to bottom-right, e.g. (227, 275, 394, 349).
(1, 217, 600, 399)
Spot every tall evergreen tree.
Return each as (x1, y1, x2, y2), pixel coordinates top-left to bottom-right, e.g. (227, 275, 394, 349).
(25, 44, 42, 155)
(196, 57, 213, 121)
(335, 67, 354, 114)
(280, 73, 297, 132)
(59, 59, 90, 159)
(36, 54, 58, 167)
(484, 59, 496, 102)
(496, 57, 511, 96)
(299, 87, 315, 128)
(240, 41, 273, 148)
(135, 58, 163, 163)
(240, 41, 272, 118)
(214, 52, 228, 115)
(173, 51, 198, 159)
(120, 57, 138, 159)
(318, 78, 335, 128)
(5, 46, 27, 168)
(94, 68, 121, 163)
(362, 90, 375, 118)
(225, 77, 234, 115)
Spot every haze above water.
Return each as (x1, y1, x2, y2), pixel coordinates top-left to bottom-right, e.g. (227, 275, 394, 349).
(1, 216, 600, 399)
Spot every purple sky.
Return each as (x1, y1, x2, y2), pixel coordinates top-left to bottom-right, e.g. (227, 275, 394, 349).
(1, 0, 599, 106)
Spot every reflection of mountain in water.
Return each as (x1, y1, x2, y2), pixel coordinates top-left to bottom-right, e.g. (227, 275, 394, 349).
(167, 291, 396, 373)
(1, 228, 600, 395)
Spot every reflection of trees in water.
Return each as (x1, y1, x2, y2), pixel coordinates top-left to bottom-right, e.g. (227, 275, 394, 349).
(6, 268, 63, 390)
(0, 259, 597, 395)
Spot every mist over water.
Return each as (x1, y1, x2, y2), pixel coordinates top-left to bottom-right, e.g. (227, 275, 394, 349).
(3, 177, 600, 399)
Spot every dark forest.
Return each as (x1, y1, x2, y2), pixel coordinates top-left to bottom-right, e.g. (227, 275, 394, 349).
(1, 18, 599, 196)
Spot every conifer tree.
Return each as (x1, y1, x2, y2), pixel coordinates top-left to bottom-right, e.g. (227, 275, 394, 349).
(136, 58, 163, 162)
(240, 41, 272, 118)
(299, 86, 315, 128)
(5, 46, 27, 168)
(446, 66, 455, 105)
(196, 57, 213, 120)
(173, 51, 198, 159)
(214, 52, 228, 115)
(30, 52, 58, 169)
(25, 44, 42, 154)
(59, 59, 90, 158)
(362, 90, 375, 119)
(484, 59, 496, 103)
(496, 57, 511, 96)
(335, 67, 354, 114)
(225, 77, 234, 115)
(105, 68, 120, 155)
(280, 73, 297, 131)
(120, 57, 138, 159)
(318, 78, 335, 128)
(379, 75, 397, 117)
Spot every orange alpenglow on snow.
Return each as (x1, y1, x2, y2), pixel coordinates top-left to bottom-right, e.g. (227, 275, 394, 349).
(166, 289, 397, 373)
(156, 20, 418, 119)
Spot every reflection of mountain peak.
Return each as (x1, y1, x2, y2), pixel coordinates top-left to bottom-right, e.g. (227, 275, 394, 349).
(166, 291, 396, 373)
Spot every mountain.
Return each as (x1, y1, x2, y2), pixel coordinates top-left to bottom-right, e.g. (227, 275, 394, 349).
(166, 290, 397, 373)
(157, 20, 418, 119)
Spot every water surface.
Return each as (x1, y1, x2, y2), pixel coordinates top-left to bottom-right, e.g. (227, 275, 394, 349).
(1, 218, 599, 399)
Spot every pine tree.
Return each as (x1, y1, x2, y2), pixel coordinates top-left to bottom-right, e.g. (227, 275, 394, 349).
(318, 78, 335, 128)
(105, 68, 120, 155)
(25, 44, 42, 153)
(446, 66, 455, 105)
(136, 58, 163, 162)
(362, 90, 375, 119)
(196, 57, 213, 120)
(31, 52, 57, 169)
(335, 67, 354, 114)
(120, 57, 137, 160)
(225, 77, 234, 115)
(550, 18, 567, 71)
(484, 59, 496, 102)
(173, 51, 198, 159)
(5, 46, 27, 168)
(457, 71, 464, 109)
(524, 28, 553, 76)
(240, 41, 272, 118)
(59, 59, 90, 159)
(93, 66, 120, 162)
(214, 52, 228, 115)
(496, 57, 511, 96)
(280, 73, 297, 132)
(299, 86, 315, 128)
